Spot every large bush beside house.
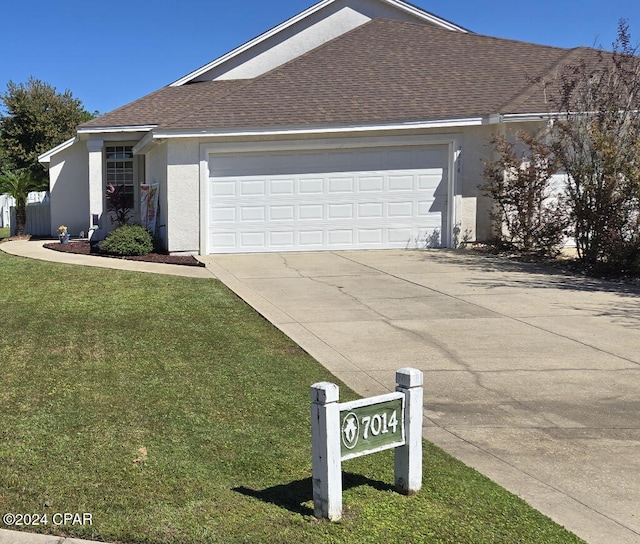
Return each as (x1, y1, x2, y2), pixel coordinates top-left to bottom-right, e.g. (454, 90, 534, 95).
(100, 225, 153, 256)
(482, 131, 568, 257)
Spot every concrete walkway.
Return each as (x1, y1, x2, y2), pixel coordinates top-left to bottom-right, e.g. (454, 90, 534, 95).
(201, 250, 640, 544)
(2, 241, 640, 543)
(0, 239, 214, 278)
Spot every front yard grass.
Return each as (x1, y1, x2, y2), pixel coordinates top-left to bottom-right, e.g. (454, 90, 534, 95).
(0, 226, 9, 240)
(0, 250, 583, 544)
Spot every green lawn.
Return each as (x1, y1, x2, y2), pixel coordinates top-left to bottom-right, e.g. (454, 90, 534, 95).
(0, 250, 584, 544)
(0, 227, 9, 240)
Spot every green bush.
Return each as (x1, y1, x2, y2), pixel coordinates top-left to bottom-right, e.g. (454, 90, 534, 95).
(100, 225, 153, 256)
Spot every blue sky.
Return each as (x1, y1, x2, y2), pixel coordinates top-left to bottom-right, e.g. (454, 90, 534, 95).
(2, 0, 640, 115)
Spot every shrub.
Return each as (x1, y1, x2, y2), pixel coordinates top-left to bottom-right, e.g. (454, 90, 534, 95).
(100, 225, 153, 256)
(105, 183, 133, 226)
(482, 131, 569, 256)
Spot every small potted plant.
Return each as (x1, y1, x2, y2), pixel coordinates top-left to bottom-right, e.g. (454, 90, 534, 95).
(58, 225, 70, 244)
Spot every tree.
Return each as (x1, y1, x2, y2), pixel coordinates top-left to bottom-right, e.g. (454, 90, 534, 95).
(547, 20, 640, 273)
(0, 77, 94, 185)
(482, 131, 568, 256)
(0, 170, 46, 236)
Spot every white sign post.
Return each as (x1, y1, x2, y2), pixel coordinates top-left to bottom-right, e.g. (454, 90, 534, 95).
(310, 381, 342, 520)
(311, 368, 423, 521)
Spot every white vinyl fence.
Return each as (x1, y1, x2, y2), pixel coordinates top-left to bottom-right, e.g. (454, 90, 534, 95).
(0, 194, 12, 228)
(3, 192, 51, 236)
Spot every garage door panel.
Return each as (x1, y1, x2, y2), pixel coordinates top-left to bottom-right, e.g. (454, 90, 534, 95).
(270, 179, 295, 194)
(388, 175, 415, 191)
(299, 230, 323, 246)
(359, 176, 384, 192)
(211, 231, 237, 249)
(328, 204, 354, 219)
(270, 231, 295, 247)
(328, 230, 353, 245)
(211, 207, 236, 222)
(358, 202, 384, 218)
(299, 204, 323, 220)
(240, 207, 265, 221)
(240, 232, 266, 247)
(358, 229, 384, 244)
(212, 180, 236, 196)
(270, 206, 295, 221)
(300, 179, 324, 194)
(419, 173, 445, 190)
(241, 180, 265, 195)
(329, 177, 354, 193)
(208, 145, 449, 253)
(388, 202, 414, 217)
(388, 227, 414, 243)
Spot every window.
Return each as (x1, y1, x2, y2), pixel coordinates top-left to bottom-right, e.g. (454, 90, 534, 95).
(106, 145, 135, 209)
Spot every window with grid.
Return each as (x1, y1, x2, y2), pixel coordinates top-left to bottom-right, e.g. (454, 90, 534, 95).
(106, 146, 135, 209)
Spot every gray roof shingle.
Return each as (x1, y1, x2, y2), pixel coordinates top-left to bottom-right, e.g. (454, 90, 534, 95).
(79, 80, 250, 128)
(80, 18, 587, 132)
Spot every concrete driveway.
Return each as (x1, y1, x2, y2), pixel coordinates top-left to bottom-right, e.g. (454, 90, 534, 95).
(202, 249, 640, 544)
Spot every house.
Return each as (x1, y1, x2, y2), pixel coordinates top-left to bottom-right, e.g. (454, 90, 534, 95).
(39, 0, 586, 255)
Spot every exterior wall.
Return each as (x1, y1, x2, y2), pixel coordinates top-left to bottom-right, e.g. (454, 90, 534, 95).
(195, 0, 429, 82)
(457, 125, 495, 243)
(166, 140, 200, 254)
(48, 140, 90, 237)
(145, 142, 169, 250)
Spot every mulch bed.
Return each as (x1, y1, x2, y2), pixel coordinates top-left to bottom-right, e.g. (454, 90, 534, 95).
(43, 240, 205, 267)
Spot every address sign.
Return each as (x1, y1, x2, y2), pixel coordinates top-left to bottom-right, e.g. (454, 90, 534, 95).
(311, 368, 424, 521)
(340, 394, 405, 460)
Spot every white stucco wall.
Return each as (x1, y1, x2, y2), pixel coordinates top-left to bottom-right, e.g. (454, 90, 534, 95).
(145, 142, 169, 250)
(193, 0, 435, 82)
(457, 125, 495, 243)
(166, 140, 200, 254)
(48, 140, 90, 237)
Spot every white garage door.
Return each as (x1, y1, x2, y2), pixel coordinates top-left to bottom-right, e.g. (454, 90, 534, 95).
(207, 145, 449, 254)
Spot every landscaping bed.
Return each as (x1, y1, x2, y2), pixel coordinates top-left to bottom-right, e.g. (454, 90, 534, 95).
(43, 239, 204, 267)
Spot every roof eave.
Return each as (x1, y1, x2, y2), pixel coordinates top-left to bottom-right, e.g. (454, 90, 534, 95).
(38, 137, 78, 165)
(493, 112, 555, 123)
(382, 0, 469, 32)
(150, 117, 486, 140)
(76, 125, 158, 135)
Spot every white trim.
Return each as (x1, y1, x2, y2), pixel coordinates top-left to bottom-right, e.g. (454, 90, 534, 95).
(154, 117, 484, 141)
(447, 141, 457, 248)
(76, 125, 157, 134)
(171, 0, 467, 87)
(132, 132, 157, 155)
(491, 113, 555, 123)
(201, 133, 461, 154)
(382, 0, 467, 32)
(38, 137, 77, 164)
(340, 391, 404, 411)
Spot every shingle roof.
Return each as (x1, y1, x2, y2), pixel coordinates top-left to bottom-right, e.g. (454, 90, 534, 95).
(79, 80, 249, 128)
(81, 18, 586, 132)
